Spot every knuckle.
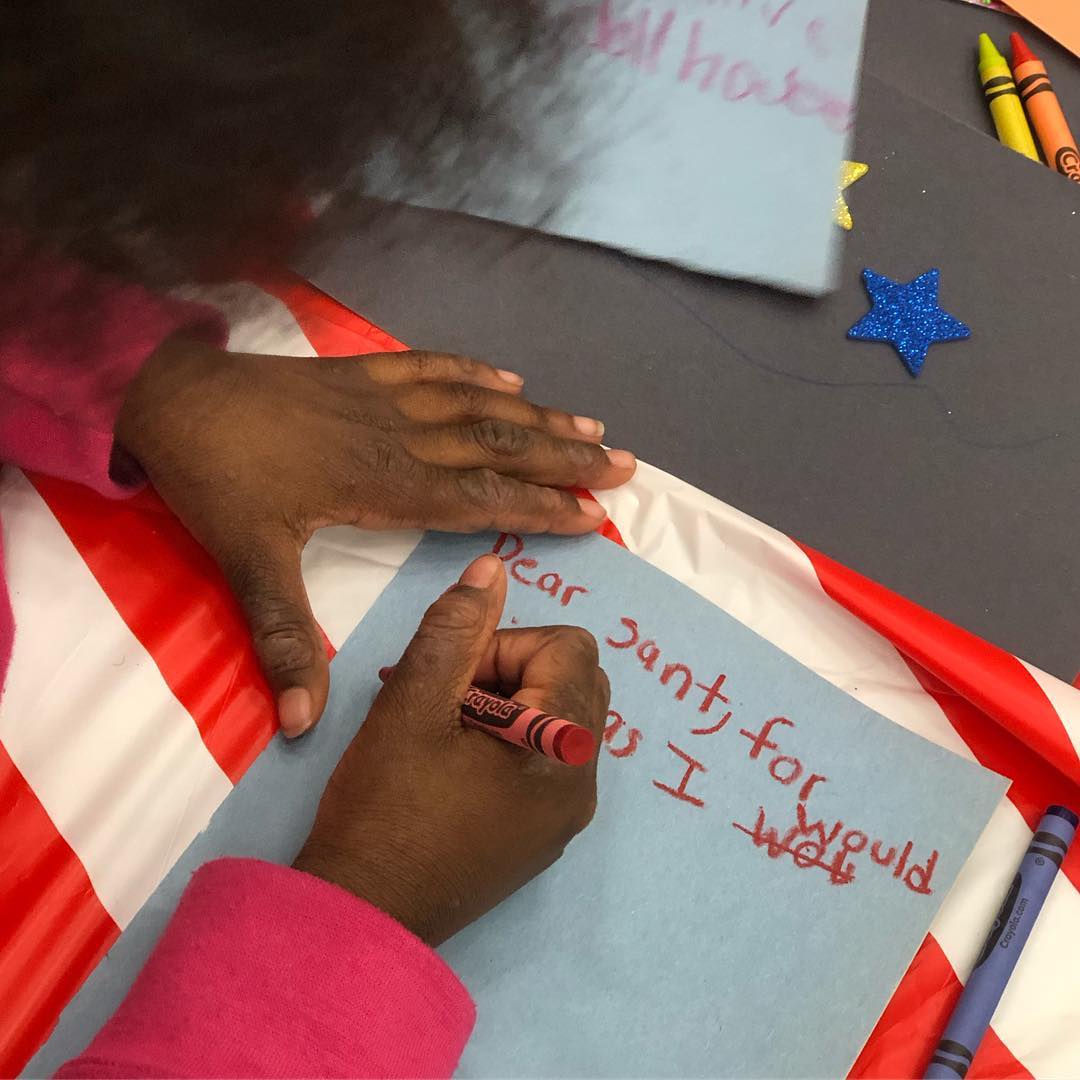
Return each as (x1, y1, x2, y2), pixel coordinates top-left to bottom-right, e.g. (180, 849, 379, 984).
(568, 440, 605, 469)
(353, 438, 416, 481)
(447, 381, 486, 415)
(471, 418, 531, 459)
(552, 625, 601, 666)
(406, 350, 440, 380)
(596, 666, 612, 710)
(457, 468, 512, 512)
(321, 356, 359, 380)
(534, 628, 604, 729)
(250, 604, 316, 674)
(544, 487, 580, 519)
(527, 402, 554, 427)
(339, 404, 388, 430)
(450, 353, 479, 377)
(389, 386, 428, 420)
(421, 589, 485, 637)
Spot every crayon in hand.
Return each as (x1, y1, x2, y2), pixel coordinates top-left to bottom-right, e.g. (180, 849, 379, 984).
(1010, 33, 1080, 184)
(978, 33, 1039, 162)
(378, 667, 597, 766)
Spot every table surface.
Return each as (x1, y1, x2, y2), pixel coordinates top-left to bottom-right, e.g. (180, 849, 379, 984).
(301, 0, 1080, 682)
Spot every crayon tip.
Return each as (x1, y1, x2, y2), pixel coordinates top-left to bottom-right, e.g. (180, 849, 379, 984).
(978, 33, 1004, 67)
(1009, 32, 1036, 67)
(554, 726, 597, 767)
(1047, 805, 1080, 828)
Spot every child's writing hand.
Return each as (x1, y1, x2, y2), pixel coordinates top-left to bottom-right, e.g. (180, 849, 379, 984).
(114, 338, 634, 738)
(292, 554, 608, 945)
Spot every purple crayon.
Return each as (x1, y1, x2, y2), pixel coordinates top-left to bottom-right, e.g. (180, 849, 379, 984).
(924, 805, 1077, 1078)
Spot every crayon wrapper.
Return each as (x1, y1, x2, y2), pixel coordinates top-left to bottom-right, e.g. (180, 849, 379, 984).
(462, 687, 576, 763)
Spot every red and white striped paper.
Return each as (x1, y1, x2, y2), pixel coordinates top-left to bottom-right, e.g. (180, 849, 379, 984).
(2, 273, 1078, 1077)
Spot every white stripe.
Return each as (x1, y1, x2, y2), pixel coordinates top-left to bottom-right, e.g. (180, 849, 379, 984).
(0, 469, 233, 929)
(994, 861, 1080, 1078)
(173, 282, 318, 358)
(930, 798, 1031, 978)
(1019, 659, 1080, 766)
(594, 461, 973, 757)
(303, 527, 421, 650)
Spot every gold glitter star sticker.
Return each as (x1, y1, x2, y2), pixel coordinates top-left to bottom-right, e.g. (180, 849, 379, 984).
(834, 161, 869, 231)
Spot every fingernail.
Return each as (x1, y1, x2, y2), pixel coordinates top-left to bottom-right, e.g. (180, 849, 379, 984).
(577, 497, 607, 521)
(459, 553, 501, 588)
(606, 449, 637, 470)
(497, 369, 524, 387)
(278, 688, 314, 738)
(573, 415, 605, 438)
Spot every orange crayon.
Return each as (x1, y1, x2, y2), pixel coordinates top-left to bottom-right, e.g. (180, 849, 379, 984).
(1010, 32, 1080, 183)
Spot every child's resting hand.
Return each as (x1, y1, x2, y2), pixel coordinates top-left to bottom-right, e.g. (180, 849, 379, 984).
(114, 337, 635, 739)
(293, 553, 608, 945)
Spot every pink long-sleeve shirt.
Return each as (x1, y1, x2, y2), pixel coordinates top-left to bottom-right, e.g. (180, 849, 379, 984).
(1, 250, 476, 1077)
(56, 860, 476, 1079)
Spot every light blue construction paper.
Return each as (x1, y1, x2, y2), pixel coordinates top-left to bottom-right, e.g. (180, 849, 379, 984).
(29, 531, 1005, 1079)
(360, 533, 1006, 1078)
(362, 0, 869, 294)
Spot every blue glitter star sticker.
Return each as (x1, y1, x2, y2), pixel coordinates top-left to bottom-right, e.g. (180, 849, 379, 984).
(847, 268, 971, 377)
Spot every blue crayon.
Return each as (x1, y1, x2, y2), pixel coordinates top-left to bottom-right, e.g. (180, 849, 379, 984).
(924, 805, 1077, 1079)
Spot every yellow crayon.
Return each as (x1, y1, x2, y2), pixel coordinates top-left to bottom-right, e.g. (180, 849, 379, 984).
(978, 33, 1039, 162)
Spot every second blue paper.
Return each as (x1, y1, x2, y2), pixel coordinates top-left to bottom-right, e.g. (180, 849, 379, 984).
(351, 531, 1007, 1078)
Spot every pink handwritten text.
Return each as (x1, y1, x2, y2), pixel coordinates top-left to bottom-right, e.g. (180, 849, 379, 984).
(588, 1, 854, 133)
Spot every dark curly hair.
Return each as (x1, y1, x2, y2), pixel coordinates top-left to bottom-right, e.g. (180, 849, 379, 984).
(0, 0, 567, 286)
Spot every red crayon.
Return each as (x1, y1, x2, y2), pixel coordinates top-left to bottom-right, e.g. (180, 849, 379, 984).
(1010, 32, 1080, 183)
(378, 668, 596, 766)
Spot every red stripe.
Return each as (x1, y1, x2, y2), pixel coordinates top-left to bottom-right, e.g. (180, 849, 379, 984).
(794, 541, 1076, 1076)
(597, 515, 626, 547)
(794, 541, 1080, 788)
(0, 743, 120, 1076)
(905, 657, 1080, 892)
(5, 279, 615, 1073)
(12, 278, 1051, 1080)
(569, 488, 626, 547)
(848, 933, 1031, 1079)
(795, 538, 1080, 888)
(30, 475, 277, 785)
(250, 270, 408, 356)
(27, 278, 387, 784)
